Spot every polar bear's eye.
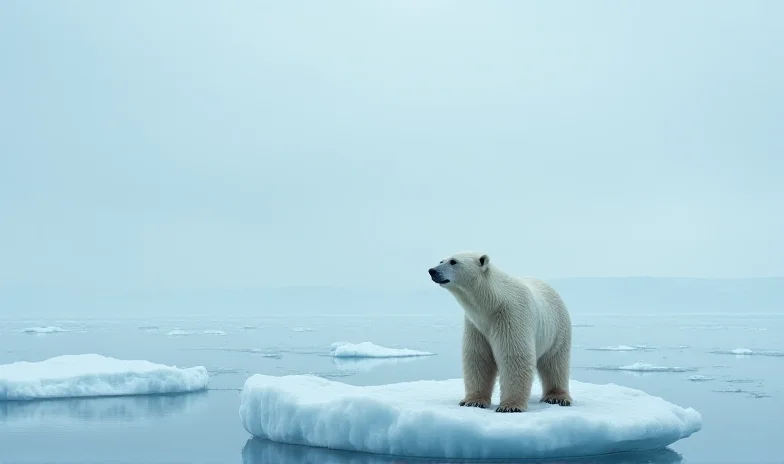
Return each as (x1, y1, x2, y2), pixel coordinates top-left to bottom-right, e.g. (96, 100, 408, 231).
(449, 259, 457, 265)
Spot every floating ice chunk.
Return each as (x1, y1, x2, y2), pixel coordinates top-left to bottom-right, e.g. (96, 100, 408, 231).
(0, 354, 209, 401)
(18, 326, 67, 334)
(687, 375, 713, 382)
(202, 330, 227, 335)
(710, 348, 784, 357)
(291, 327, 313, 332)
(588, 345, 653, 352)
(239, 374, 702, 460)
(167, 329, 196, 336)
(329, 341, 434, 358)
(594, 362, 698, 373)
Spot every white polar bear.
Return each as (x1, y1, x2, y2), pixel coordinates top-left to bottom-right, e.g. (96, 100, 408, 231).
(428, 251, 573, 412)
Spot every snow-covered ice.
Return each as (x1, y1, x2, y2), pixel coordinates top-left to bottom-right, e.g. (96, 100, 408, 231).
(239, 374, 702, 460)
(18, 326, 68, 334)
(329, 341, 434, 358)
(202, 330, 227, 335)
(167, 329, 196, 336)
(587, 345, 654, 352)
(711, 348, 784, 357)
(593, 362, 698, 373)
(0, 354, 209, 401)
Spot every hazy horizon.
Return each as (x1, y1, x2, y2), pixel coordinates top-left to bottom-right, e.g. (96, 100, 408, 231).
(3, 1, 783, 297)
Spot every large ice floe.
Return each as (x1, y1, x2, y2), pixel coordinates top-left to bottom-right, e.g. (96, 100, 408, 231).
(0, 354, 209, 401)
(239, 374, 702, 460)
(329, 341, 434, 358)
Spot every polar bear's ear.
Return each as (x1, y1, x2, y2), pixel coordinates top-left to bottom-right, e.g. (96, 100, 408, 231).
(479, 254, 489, 270)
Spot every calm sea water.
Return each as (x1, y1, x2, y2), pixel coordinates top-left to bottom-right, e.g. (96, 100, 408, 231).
(1, 311, 781, 464)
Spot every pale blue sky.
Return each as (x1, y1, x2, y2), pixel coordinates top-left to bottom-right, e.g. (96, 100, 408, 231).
(1, 1, 782, 293)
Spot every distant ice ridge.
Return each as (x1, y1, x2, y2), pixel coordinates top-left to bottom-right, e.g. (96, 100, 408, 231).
(594, 362, 698, 373)
(18, 326, 67, 334)
(0, 354, 209, 401)
(710, 348, 784, 357)
(239, 374, 702, 460)
(329, 341, 434, 358)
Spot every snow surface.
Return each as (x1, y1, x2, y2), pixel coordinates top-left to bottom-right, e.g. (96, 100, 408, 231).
(239, 374, 702, 460)
(18, 326, 67, 334)
(0, 354, 209, 401)
(329, 341, 434, 358)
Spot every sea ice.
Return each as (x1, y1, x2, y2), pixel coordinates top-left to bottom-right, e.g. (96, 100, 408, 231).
(202, 330, 227, 335)
(239, 374, 702, 460)
(18, 326, 67, 334)
(0, 354, 209, 401)
(594, 362, 698, 373)
(329, 341, 434, 358)
(167, 329, 196, 336)
(588, 345, 653, 352)
(710, 348, 784, 357)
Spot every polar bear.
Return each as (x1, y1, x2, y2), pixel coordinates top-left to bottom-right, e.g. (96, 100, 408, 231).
(428, 251, 573, 412)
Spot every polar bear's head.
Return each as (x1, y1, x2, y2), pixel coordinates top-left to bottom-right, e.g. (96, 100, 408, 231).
(428, 251, 490, 290)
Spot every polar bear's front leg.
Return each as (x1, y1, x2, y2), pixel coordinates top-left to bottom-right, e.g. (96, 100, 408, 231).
(459, 319, 497, 409)
(495, 332, 535, 413)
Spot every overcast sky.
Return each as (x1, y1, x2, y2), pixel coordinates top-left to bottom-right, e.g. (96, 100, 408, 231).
(1, 1, 782, 293)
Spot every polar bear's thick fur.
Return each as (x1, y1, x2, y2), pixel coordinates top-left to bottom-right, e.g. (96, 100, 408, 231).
(428, 251, 573, 412)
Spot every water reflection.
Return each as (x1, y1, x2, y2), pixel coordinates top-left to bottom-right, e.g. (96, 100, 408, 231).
(241, 437, 684, 464)
(0, 391, 208, 424)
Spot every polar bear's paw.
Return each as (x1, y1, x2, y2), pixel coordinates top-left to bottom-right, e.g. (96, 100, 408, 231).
(458, 398, 490, 409)
(540, 389, 572, 407)
(495, 405, 525, 413)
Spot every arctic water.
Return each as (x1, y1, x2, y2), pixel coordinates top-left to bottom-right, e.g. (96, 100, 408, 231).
(1, 301, 781, 463)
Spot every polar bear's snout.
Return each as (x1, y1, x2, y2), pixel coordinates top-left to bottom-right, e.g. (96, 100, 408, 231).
(428, 267, 451, 285)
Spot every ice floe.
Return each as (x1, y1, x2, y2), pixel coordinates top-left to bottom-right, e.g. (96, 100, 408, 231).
(239, 374, 702, 460)
(593, 362, 698, 373)
(0, 354, 208, 401)
(329, 341, 434, 358)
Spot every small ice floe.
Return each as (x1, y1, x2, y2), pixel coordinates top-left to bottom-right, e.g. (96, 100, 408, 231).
(329, 341, 435, 358)
(710, 348, 784, 357)
(0, 354, 208, 401)
(18, 326, 68, 334)
(592, 362, 698, 373)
